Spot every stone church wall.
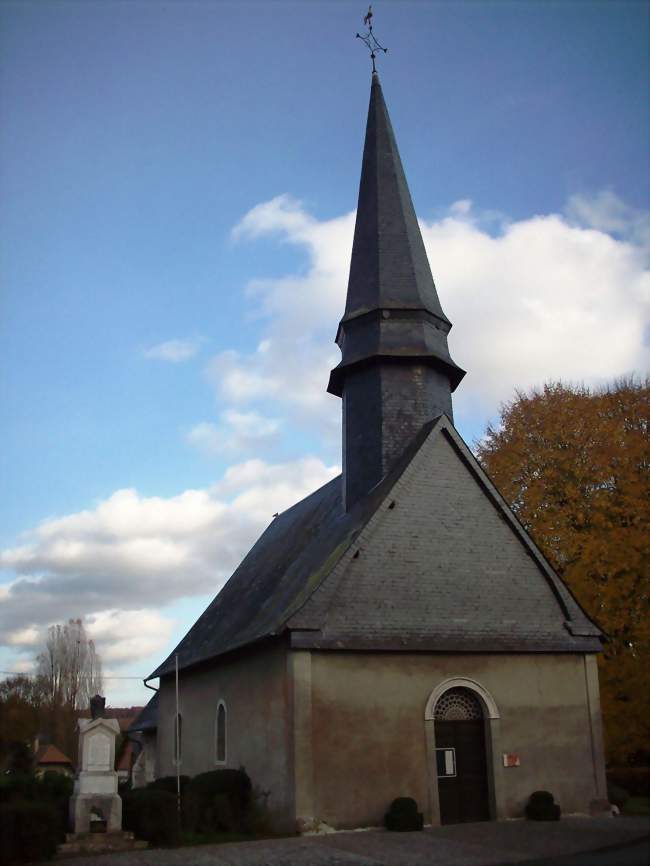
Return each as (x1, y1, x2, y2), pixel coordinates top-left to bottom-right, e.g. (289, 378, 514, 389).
(308, 651, 606, 829)
(156, 639, 294, 828)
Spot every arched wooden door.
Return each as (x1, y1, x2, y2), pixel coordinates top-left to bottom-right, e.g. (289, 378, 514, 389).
(434, 688, 490, 824)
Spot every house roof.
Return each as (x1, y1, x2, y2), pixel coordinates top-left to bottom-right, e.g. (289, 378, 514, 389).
(116, 739, 136, 771)
(127, 691, 159, 733)
(149, 416, 602, 681)
(36, 744, 72, 766)
(78, 706, 142, 732)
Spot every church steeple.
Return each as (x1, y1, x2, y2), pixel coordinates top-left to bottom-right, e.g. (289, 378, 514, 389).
(329, 73, 465, 510)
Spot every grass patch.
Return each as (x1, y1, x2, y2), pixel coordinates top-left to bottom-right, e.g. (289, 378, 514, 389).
(622, 796, 650, 816)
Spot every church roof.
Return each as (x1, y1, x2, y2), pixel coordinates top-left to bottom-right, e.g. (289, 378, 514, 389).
(128, 691, 159, 733)
(343, 72, 449, 325)
(328, 73, 465, 397)
(149, 417, 601, 681)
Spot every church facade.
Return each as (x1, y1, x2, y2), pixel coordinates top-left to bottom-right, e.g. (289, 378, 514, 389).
(148, 73, 607, 831)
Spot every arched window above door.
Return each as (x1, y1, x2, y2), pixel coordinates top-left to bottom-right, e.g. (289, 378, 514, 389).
(424, 677, 500, 720)
(434, 687, 483, 721)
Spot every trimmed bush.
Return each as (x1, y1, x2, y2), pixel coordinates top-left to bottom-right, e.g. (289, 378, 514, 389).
(147, 775, 191, 797)
(184, 768, 252, 834)
(0, 800, 59, 865)
(384, 797, 424, 832)
(525, 790, 561, 821)
(122, 788, 180, 847)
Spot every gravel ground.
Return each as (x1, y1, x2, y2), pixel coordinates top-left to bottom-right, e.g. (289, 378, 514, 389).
(51, 817, 650, 866)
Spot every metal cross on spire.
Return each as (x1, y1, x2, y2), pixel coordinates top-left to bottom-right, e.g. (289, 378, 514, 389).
(356, 6, 388, 73)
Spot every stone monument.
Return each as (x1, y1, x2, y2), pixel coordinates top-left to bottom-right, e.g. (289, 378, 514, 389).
(69, 695, 122, 834)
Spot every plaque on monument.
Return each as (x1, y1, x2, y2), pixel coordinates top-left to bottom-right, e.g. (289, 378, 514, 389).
(88, 732, 111, 772)
(69, 697, 122, 834)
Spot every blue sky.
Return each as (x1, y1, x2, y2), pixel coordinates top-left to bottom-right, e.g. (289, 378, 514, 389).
(1, 0, 648, 706)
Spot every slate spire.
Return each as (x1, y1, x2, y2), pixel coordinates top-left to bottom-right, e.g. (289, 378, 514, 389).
(329, 73, 465, 510)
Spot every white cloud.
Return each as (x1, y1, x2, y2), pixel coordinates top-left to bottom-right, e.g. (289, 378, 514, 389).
(566, 190, 650, 253)
(86, 609, 174, 664)
(420, 203, 649, 413)
(5, 627, 40, 647)
(143, 338, 203, 363)
(211, 194, 352, 443)
(450, 199, 472, 216)
(215, 193, 648, 432)
(0, 456, 339, 663)
(186, 409, 281, 456)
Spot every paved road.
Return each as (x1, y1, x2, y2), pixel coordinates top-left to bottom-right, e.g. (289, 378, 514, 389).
(507, 835, 650, 866)
(52, 818, 650, 866)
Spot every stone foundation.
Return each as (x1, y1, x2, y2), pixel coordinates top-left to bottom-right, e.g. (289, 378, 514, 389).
(69, 792, 122, 834)
(58, 831, 148, 857)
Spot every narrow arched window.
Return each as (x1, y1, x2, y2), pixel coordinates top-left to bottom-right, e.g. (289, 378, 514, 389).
(215, 701, 226, 764)
(173, 713, 182, 764)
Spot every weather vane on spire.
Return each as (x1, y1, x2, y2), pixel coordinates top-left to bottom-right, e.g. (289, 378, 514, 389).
(356, 6, 388, 73)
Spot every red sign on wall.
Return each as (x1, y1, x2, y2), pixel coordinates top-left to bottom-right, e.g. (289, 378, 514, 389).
(503, 753, 521, 767)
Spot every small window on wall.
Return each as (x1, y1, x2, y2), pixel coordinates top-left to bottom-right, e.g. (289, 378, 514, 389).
(215, 702, 226, 764)
(173, 713, 182, 764)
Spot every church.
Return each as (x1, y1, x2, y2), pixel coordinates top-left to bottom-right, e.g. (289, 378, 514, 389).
(146, 71, 607, 830)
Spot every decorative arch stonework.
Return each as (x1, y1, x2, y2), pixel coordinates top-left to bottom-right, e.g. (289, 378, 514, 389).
(423, 677, 506, 826)
(425, 677, 501, 721)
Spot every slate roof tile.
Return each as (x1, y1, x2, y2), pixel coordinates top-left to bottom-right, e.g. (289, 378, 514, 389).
(149, 418, 602, 681)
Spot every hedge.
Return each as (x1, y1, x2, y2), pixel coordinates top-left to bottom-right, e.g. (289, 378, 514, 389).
(0, 773, 71, 840)
(184, 768, 252, 834)
(147, 775, 190, 797)
(606, 768, 650, 798)
(122, 788, 180, 846)
(0, 800, 59, 865)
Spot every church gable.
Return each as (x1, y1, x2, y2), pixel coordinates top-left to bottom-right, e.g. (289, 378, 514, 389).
(290, 417, 600, 652)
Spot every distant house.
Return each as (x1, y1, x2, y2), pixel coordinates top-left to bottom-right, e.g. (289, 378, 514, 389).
(127, 693, 158, 788)
(35, 744, 73, 778)
(116, 738, 137, 784)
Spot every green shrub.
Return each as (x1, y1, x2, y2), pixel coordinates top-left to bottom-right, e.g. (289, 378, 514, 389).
(384, 797, 424, 832)
(240, 785, 273, 835)
(0, 773, 71, 841)
(37, 772, 73, 838)
(122, 788, 180, 847)
(607, 783, 629, 809)
(147, 775, 190, 797)
(184, 768, 252, 834)
(525, 790, 561, 821)
(0, 775, 36, 805)
(622, 796, 650, 817)
(607, 768, 650, 797)
(0, 800, 59, 865)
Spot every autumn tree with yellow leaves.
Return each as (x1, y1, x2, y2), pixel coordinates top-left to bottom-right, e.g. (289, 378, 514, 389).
(477, 379, 649, 766)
